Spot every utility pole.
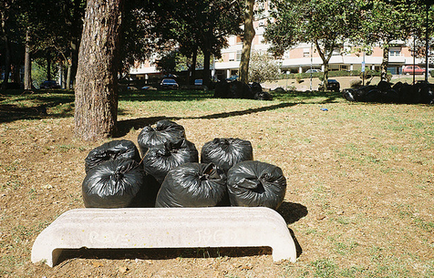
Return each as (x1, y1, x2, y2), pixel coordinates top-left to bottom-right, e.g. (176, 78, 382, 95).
(425, 1, 430, 82)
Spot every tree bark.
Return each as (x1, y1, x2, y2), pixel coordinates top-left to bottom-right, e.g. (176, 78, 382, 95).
(2, 35, 11, 89)
(74, 0, 124, 141)
(46, 54, 51, 81)
(1, 1, 10, 89)
(315, 40, 334, 90)
(239, 0, 255, 84)
(190, 46, 197, 85)
(381, 43, 389, 81)
(24, 29, 32, 90)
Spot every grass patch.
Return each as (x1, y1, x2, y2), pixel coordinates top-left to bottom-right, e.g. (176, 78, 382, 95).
(1, 85, 433, 277)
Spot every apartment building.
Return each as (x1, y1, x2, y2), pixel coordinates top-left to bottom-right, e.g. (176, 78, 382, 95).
(129, 1, 425, 81)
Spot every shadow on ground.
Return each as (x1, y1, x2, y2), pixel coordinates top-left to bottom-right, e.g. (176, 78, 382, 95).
(0, 88, 342, 125)
(56, 246, 274, 266)
(116, 102, 298, 137)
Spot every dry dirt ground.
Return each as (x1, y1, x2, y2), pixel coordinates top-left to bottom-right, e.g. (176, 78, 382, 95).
(1, 85, 433, 277)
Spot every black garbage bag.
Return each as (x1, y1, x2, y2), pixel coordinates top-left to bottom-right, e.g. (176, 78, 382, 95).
(417, 82, 434, 104)
(229, 80, 255, 99)
(342, 88, 357, 102)
(137, 120, 186, 156)
(357, 87, 382, 103)
(382, 89, 401, 103)
(82, 159, 147, 208)
(214, 80, 254, 99)
(227, 160, 287, 210)
(84, 140, 141, 173)
(400, 83, 421, 104)
(201, 138, 253, 173)
(143, 139, 199, 184)
(155, 163, 228, 207)
(255, 91, 273, 100)
(376, 80, 392, 92)
(250, 82, 262, 95)
(214, 80, 230, 98)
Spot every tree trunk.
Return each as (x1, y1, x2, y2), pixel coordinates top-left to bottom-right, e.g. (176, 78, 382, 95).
(46, 54, 51, 81)
(190, 46, 197, 85)
(203, 48, 211, 87)
(24, 29, 32, 90)
(2, 36, 11, 89)
(315, 40, 334, 91)
(239, 0, 255, 84)
(69, 40, 79, 89)
(1, 3, 10, 89)
(74, 0, 124, 141)
(381, 44, 389, 81)
(66, 56, 72, 89)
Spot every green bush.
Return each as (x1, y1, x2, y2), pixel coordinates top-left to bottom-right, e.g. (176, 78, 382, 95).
(295, 74, 303, 83)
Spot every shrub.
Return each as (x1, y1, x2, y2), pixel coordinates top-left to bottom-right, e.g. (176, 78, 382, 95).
(295, 74, 303, 83)
(350, 79, 362, 88)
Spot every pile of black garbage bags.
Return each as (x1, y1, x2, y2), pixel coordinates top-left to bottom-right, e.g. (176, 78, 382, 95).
(214, 80, 273, 100)
(343, 81, 434, 104)
(82, 120, 287, 210)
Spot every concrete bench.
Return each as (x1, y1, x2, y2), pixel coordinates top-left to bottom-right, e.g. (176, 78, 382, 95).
(31, 207, 297, 267)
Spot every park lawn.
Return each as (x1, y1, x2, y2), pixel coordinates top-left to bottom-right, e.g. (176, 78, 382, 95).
(0, 87, 433, 277)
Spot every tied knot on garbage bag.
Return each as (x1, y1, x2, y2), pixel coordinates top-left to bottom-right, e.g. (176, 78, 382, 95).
(137, 120, 186, 156)
(227, 161, 287, 210)
(201, 138, 253, 173)
(85, 140, 141, 173)
(198, 162, 222, 181)
(155, 163, 228, 208)
(82, 159, 147, 208)
(143, 139, 199, 184)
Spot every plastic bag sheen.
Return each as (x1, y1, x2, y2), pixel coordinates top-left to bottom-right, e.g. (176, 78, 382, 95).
(227, 160, 286, 210)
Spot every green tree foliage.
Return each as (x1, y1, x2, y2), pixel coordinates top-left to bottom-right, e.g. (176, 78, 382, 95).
(0, 0, 86, 89)
(142, 0, 243, 86)
(1, 0, 25, 88)
(265, 0, 361, 89)
(358, 0, 412, 80)
(397, 0, 434, 78)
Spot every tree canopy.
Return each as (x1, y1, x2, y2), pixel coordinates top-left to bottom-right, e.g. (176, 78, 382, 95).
(265, 0, 362, 87)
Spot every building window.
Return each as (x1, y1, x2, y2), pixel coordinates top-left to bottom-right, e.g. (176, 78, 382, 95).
(303, 48, 310, 57)
(229, 52, 235, 61)
(236, 50, 242, 61)
(389, 48, 401, 56)
(332, 48, 341, 56)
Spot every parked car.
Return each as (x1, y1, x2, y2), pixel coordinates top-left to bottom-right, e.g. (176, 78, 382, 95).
(403, 65, 426, 75)
(319, 79, 340, 92)
(327, 79, 340, 92)
(159, 78, 179, 90)
(305, 69, 321, 73)
(194, 79, 203, 86)
(226, 75, 239, 82)
(40, 80, 61, 89)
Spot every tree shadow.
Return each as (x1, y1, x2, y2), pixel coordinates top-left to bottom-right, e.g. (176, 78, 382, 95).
(0, 90, 75, 123)
(115, 102, 298, 137)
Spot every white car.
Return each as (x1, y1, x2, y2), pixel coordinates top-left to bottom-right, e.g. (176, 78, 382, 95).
(305, 69, 321, 73)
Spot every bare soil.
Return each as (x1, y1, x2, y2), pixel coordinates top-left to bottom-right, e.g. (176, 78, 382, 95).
(1, 87, 433, 278)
